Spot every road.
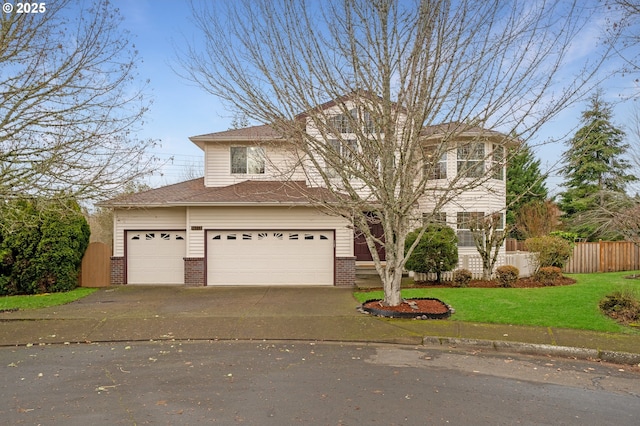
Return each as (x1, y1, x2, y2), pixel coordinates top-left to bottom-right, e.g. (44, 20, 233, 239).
(1, 341, 639, 425)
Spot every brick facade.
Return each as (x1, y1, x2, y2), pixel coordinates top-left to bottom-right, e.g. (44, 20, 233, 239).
(335, 256, 356, 287)
(110, 256, 125, 285)
(184, 257, 205, 287)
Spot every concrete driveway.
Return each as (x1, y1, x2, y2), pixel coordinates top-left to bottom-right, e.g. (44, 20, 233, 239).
(1, 285, 640, 365)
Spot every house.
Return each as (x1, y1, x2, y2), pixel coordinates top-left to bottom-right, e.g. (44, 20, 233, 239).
(100, 99, 509, 287)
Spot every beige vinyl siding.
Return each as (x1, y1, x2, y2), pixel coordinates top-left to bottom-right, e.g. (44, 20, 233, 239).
(113, 207, 186, 256)
(204, 142, 305, 188)
(187, 206, 352, 258)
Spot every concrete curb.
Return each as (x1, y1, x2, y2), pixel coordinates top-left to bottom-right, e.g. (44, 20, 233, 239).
(423, 336, 640, 366)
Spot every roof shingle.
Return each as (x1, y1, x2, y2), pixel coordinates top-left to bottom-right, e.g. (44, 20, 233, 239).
(99, 179, 338, 207)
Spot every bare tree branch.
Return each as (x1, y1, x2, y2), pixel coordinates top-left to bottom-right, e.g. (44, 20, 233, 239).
(178, 0, 624, 305)
(0, 0, 158, 202)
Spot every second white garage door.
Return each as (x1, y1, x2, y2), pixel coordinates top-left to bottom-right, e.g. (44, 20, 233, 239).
(207, 230, 334, 285)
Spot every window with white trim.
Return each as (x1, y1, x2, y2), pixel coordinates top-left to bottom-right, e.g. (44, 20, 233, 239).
(422, 212, 447, 226)
(456, 212, 484, 247)
(457, 142, 485, 178)
(230, 146, 265, 174)
(423, 145, 447, 179)
(327, 138, 358, 177)
(328, 108, 375, 134)
(492, 144, 505, 180)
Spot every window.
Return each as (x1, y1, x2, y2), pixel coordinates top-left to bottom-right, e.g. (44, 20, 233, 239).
(456, 212, 504, 246)
(328, 108, 375, 134)
(492, 144, 504, 180)
(327, 138, 358, 177)
(422, 212, 447, 226)
(230, 146, 265, 174)
(456, 212, 484, 247)
(423, 146, 447, 179)
(457, 142, 485, 178)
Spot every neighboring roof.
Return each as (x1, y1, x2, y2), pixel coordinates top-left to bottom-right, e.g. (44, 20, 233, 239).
(189, 124, 284, 150)
(98, 178, 339, 208)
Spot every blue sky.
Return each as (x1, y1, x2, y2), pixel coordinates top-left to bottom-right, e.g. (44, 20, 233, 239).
(112, 0, 639, 194)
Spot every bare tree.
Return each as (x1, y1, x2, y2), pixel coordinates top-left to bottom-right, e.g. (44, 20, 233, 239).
(515, 200, 562, 239)
(180, 0, 622, 306)
(0, 0, 157, 202)
(470, 213, 509, 280)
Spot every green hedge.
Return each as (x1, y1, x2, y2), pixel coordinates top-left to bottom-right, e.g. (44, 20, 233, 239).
(0, 198, 90, 295)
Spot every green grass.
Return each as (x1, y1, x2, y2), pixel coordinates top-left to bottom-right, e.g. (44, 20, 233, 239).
(354, 271, 640, 333)
(0, 288, 97, 311)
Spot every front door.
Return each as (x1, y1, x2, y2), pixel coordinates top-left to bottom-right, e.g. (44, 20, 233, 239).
(354, 214, 386, 261)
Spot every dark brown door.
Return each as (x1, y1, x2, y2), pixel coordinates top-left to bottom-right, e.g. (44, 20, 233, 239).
(354, 214, 386, 261)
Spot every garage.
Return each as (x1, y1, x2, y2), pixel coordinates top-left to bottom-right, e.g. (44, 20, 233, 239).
(207, 230, 334, 285)
(127, 231, 186, 284)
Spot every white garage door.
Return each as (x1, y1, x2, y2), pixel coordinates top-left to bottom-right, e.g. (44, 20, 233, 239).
(207, 230, 334, 285)
(127, 231, 186, 284)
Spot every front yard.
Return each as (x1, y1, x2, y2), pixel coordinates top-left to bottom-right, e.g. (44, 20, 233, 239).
(0, 288, 97, 312)
(354, 271, 640, 333)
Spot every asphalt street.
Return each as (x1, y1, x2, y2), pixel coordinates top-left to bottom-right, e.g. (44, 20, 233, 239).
(1, 341, 639, 425)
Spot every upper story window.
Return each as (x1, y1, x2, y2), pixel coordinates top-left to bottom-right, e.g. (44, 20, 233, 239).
(327, 138, 358, 177)
(423, 146, 447, 180)
(457, 142, 485, 178)
(230, 146, 265, 174)
(492, 144, 505, 180)
(328, 108, 375, 134)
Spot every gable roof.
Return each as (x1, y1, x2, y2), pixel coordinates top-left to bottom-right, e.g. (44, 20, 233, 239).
(421, 122, 519, 145)
(99, 178, 339, 208)
(189, 124, 283, 149)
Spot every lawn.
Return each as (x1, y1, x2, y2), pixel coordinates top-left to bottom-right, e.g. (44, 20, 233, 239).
(354, 271, 640, 333)
(0, 288, 97, 311)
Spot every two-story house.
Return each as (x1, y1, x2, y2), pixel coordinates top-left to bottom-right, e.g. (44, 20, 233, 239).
(101, 99, 509, 287)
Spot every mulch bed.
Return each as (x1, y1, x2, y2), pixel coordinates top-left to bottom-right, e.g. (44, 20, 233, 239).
(361, 298, 451, 319)
(407, 277, 576, 289)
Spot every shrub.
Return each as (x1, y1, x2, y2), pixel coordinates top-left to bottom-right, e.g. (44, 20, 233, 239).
(599, 290, 640, 324)
(549, 230, 578, 243)
(0, 198, 90, 295)
(496, 265, 519, 288)
(405, 224, 458, 282)
(534, 266, 563, 286)
(525, 235, 573, 270)
(452, 268, 472, 288)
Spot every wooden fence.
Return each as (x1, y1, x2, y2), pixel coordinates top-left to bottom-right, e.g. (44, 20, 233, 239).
(80, 242, 111, 287)
(506, 239, 640, 274)
(564, 241, 640, 274)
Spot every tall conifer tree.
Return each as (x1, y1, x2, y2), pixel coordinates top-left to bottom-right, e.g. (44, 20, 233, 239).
(506, 144, 548, 231)
(558, 91, 636, 239)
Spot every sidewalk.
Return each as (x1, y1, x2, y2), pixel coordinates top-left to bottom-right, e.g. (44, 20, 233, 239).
(1, 285, 639, 365)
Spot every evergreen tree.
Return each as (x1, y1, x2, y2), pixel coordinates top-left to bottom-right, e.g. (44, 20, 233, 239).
(506, 144, 548, 237)
(558, 91, 636, 240)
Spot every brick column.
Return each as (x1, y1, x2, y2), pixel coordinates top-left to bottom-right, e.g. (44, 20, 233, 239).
(335, 257, 356, 287)
(184, 257, 205, 287)
(110, 256, 125, 285)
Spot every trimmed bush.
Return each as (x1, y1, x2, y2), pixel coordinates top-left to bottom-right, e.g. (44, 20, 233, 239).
(525, 235, 573, 270)
(534, 266, 563, 286)
(405, 224, 458, 283)
(452, 268, 472, 288)
(496, 265, 519, 288)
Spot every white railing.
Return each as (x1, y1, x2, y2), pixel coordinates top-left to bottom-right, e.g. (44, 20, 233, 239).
(412, 252, 536, 281)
